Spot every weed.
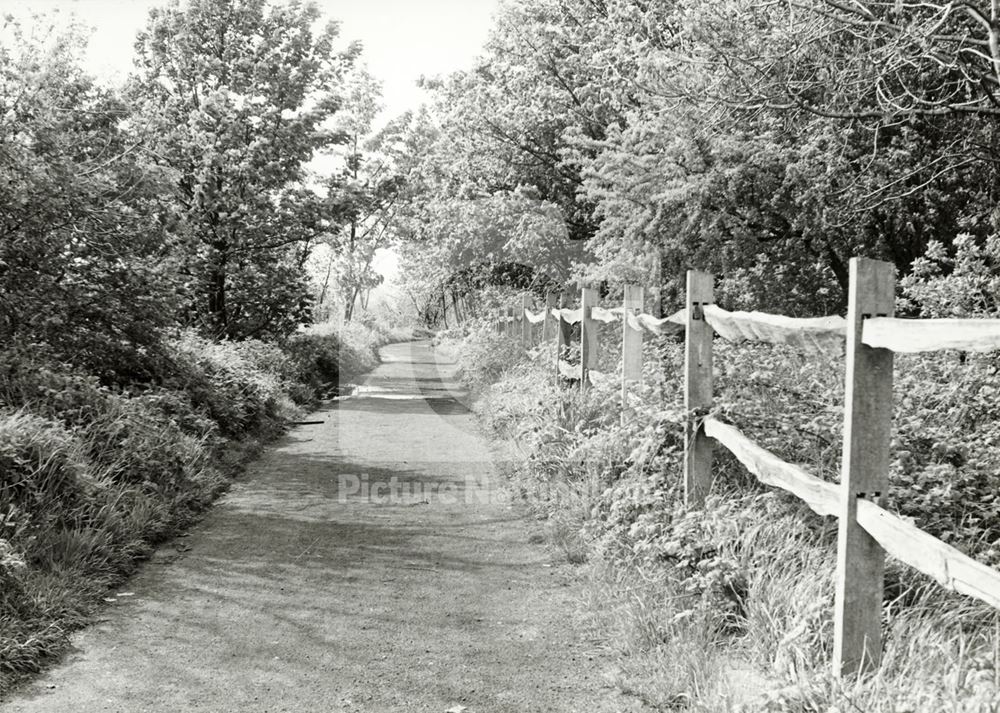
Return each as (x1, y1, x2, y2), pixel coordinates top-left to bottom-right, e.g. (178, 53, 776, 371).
(460, 308, 1000, 710)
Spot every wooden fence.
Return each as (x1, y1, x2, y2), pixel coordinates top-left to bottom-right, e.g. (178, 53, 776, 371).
(492, 257, 1000, 678)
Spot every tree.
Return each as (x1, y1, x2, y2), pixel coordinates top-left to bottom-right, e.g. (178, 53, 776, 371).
(676, 0, 1000, 121)
(423, 0, 641, 243)
(647, 0, 1000, 299)
(0, 17, 178, 382)
(375, 105, 586, 324)
(310, 64, 408, 322)
(388, 0, 1000, 316)
(130, 0, 357, 340)
(544, 0, 997, 309)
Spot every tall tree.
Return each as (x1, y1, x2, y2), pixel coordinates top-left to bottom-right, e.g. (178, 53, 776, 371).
(130, 0, 357, 339)
(387, 0, 1000, 315)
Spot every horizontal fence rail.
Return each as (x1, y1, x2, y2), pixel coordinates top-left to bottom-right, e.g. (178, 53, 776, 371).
(702, 305, 847, 356)
(492, 258, 1000, 678)
(863, 317, 1000, 352)
(703, 417, 839, 519)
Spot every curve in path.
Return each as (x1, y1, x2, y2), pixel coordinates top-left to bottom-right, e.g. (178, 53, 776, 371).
(1, 341, 642, 713)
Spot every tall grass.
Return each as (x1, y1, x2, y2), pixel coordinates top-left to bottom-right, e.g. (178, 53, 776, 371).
(462, 319, 1000, 711)
(0, 318, 401, 694)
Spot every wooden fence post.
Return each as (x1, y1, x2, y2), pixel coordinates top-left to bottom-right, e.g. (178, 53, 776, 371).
(580, 286, 599, 389)
(555, 292, 571, 381)
(684, 271, 714, 507)
(648, 249, 663, 317)
(542, 292, 557, 342)
(521, 293, 532, 349)
(834, 257, 895, 677)
(622, 285, 644, 414)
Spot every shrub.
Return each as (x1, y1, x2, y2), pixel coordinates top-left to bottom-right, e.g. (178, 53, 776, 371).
(80, 394, 216, 492)
(900, 233, 1000, 318)
(0, 354, 117, 431)
(457, 325, 528, 391)
(168, 330, 293, 437)
(282, 333, 344, 400)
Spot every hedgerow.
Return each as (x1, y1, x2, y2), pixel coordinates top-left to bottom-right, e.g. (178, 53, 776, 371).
(0, 320, 393, 694)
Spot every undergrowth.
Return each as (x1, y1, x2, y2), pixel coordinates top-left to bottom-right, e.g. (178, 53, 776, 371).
(0, 320, 397, 695)
(458, 258, 1000, 710)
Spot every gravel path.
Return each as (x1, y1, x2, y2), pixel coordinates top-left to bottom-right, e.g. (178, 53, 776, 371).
(1, 341, 641, 713)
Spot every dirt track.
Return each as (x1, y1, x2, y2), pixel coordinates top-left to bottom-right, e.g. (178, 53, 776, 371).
(1, 341, 642, 713)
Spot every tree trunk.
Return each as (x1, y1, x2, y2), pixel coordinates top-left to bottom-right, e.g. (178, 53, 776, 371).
(208, 250, 229, 338)
(345, 284, 360, 322)
(826, 244, 849, 297)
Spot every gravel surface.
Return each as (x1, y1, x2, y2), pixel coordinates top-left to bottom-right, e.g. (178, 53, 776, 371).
(0, 341, 644, 713)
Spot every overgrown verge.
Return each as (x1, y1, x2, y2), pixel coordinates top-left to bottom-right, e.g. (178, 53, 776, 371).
(293, 319, 415, 397)
(454, 250, 1000, 711)
(0, 321, 399, 696)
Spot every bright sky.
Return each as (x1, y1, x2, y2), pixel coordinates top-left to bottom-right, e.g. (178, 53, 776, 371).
(4, 0, 500, 123)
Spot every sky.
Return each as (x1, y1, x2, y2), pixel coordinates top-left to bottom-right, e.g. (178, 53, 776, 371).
(4, 0, 501, 123)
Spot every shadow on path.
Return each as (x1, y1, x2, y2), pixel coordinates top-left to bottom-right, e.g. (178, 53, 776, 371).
(0, 340, 644, 713)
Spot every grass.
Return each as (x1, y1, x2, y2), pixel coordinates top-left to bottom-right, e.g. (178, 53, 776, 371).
(0, 318, 398, 697)
(581, 558, 734, 709)
(459, 321, 1000, 711)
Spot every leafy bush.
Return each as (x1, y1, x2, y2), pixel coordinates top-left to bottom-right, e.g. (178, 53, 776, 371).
(282, 333, 345, 400)
(0, 355, 118, 431)
(0, 411, 94, 538)
(168, 330, 296, 437)
(456, 325, 529, 391)
(901, 234, 1000, 317)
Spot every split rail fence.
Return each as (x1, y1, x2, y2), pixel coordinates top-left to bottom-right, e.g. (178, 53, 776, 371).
(492, 257, 1000, 677)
